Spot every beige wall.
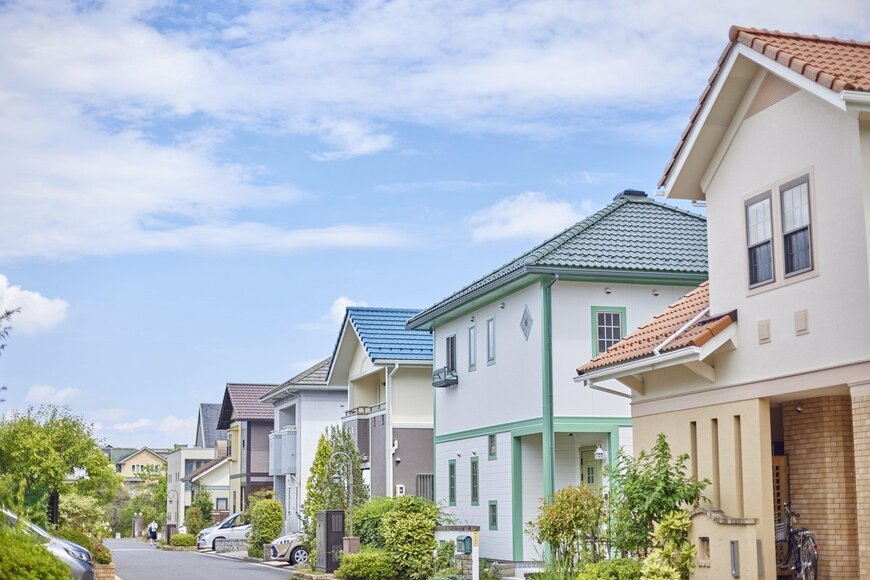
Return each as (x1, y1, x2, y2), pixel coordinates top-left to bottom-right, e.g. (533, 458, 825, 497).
(227, 423, 241, 512)
(391, 366, 433, 425)
(119, 449, 166, 479)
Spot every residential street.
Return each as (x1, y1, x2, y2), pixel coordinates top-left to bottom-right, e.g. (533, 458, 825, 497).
(106, 539, 291, 580)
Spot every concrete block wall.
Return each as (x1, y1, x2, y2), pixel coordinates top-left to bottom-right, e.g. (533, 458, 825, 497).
(782, 396, 858, 578)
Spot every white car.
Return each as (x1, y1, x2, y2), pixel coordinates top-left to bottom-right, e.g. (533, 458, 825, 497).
(270, 531, 309, 564)
(196, 512, 250, 550)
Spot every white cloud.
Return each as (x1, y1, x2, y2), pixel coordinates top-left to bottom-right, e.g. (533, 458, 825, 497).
(468, 192, 598, 242)
(25, 384, 79, 404)
(111, 418, 153, 432)
(93, 408, 129, 422)
(0, 275, 68, 334)
(328, 297, 368, 326)
(158, 415, 195, 444)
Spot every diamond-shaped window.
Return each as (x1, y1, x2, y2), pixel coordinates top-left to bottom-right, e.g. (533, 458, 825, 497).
(520, 306, 533, 340)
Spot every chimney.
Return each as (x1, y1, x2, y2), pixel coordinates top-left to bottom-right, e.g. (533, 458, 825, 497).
(613, 189, 647, 201)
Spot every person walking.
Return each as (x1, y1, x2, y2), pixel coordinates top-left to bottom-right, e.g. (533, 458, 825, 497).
(147, 520, 158, 546)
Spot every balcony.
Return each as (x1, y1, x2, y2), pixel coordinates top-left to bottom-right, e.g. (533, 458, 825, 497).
(268, 426, 297, 476)
(343, 402, 386, 418)
(432, 366, 459, 388)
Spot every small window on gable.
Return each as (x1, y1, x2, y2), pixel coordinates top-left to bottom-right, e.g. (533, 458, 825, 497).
(486, 318, 496, 364)
(445, 335, 456, 373)
(468, 326, 477, 371)
(780, 178, 812, 276)
(746, 193, 774, 287)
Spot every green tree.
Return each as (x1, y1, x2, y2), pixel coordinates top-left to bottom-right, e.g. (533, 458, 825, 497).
(192, 488, 213, 522)
(59, 491, 109, 539)
(0, 525, 71, 579)
(247, 498, 284, 557)
(606, 433, 708, 556)
(0, 307, 19, 356)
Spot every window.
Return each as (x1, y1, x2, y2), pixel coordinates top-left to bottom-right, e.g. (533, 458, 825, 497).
(445, 335, 456, 372)
(448, 460, 456, 506)
(468, 326, 477, 371)
(216, 498, 228, 511)
(488, 434, 497, 460)
(470, 457, 479, 506)
(780, 178, 812, 276)
(592, 307, 626, 356)
(488, 501, 498, 530)
(746, 193, 774, 286)
(486, 317, 496, 364)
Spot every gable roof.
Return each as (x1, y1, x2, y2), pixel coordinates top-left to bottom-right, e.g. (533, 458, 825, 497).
(196, 403, 227, 449)
(408, 192, 708, 330)
(217, 383, 277, 429)
(260, 357, 341, 403)
(576, 282, 735, 375)
(182, 454, 229, 483)
(118, 446, 168, 465)
(103, 446, 137, 464)
(660, 26, 870, 188)
(340, 307, 432, 363)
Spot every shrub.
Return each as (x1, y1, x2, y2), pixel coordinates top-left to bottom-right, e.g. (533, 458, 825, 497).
(379, 496, 439, 580)
(526, 485, 605, 576)
(52, 526, 97, 553)
(355, 496, 395, 547)
(337, 547, 398, 579)
(169, 533, 196, 547)
(0, 526, 71, 579)
(576, 558, 643, 580)
(58, 492, 109, 539)
(247, 498, 283, 558)
(92, 543, 113, 564)
(184, 505, 205, 536)
(191, 489, 213, 524)
(640, 511, 696, 580)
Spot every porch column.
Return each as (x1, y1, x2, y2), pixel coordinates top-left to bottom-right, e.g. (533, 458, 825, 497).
(850, 381, 870, 577)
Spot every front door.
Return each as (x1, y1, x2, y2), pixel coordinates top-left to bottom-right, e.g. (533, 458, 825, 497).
(580, 449, 603, 490)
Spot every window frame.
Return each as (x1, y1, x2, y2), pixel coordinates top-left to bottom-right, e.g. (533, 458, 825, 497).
(488, 434, 497, 461)
(470, 456, 479, 506)
(468, 325, 477, 372)
(445, 333, 457, 373)
(448, 459, 456, 506)
(488, 500, 498, 530)
(486, 317, 496, 365)
(745, 191, 775, 289)
(779, 175, 813, 278)
(590, 306, 627, 357)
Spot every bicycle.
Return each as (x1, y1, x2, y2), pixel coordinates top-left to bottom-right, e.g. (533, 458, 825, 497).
(775, 500, 818, 580)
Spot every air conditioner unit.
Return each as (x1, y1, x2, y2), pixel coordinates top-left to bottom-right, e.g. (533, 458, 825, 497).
(395, 484, 406, 496)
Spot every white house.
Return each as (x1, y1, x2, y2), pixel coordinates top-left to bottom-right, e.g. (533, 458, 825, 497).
(166, 446, 217, 528)
(327, 307, 434, 499)
(260, 357, 347, 534)
(407, 190, 708, 562)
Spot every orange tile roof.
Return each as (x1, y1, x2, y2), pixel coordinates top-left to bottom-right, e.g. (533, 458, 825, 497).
(659, 26, 870, 188)
(576, 282, 736, 375)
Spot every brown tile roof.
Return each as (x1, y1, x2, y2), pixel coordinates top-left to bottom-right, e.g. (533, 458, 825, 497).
(659, 26, 870, 188)
(217, 383, 277, 428)
(576, 282, 735, 375)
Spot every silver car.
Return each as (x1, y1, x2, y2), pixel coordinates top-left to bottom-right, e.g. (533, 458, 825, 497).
(270, 531, 309, 565)
(2, 508, 95, 580)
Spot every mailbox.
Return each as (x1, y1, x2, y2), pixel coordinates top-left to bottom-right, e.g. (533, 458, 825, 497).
(456, 535, 472, 554)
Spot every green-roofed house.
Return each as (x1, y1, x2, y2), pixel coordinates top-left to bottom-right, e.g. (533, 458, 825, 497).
(407, 189, 707, 564)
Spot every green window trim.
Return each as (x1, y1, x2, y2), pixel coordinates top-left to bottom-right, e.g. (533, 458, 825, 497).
(488, 500, 498, 530)
(486, 316, 496, 365)
(590, 305, 627, 357)
(470, 456, 479, 506)
(448, 459, 456, 506)
(468, 325, 477, 372)
(488, 434, 497, 460)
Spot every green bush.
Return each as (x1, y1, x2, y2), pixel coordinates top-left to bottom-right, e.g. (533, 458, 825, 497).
(0, 526, 71, 579)
(640, 511, 696, 580)
(379, 496, 439, 580)
(51, 526, 97, 553)
(576, 558, 642, 579)
(337, 547, 398, 579)
(169, 533, 196, 547)
(247, 499, 284, 558)
(184, 505, 205, 536)
(92, 543, 113, 564)
(355, 496, 395, 547)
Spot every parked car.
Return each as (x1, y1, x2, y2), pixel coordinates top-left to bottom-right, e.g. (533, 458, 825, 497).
(1, 508, 95, 580)
(270, 531, 308, 564)
(196, 512, 250, 550)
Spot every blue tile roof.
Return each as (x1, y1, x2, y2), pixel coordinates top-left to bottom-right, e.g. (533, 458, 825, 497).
(345, 307, 433, 363)
(408, 193, 707, 329)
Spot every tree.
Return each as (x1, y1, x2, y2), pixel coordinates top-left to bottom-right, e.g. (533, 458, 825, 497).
(606, 433, 708, 556)
(59, 491, 109, 539)
(192, 488, 213, 521)
(0, 406, 121, 525)
(0, 307, 19, 356)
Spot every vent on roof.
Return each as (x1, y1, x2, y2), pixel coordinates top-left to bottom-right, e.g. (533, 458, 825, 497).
(613, 189, 647, 200)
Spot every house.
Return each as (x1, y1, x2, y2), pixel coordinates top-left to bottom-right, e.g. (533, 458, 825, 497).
(183, 454, 231, 521)
(260, 357, 347, 534)
(165, 446, 218, 528)
(104, 446, 170, 492)
(195, 403, 228, 456)
(576, 27, 870, 579)
(327, 307, 434, 499)
(407, 190, 708, 563)
(216, 383, 277, 512)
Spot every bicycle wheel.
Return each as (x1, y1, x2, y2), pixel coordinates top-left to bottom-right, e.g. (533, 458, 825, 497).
(775, 539, 791, 569)
(799, 534, 818, 580)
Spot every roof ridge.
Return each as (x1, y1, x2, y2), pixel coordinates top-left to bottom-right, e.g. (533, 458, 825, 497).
(347, 306, 420, 313)
(730, 25, 870, 48)
(284, 357, 331, 385)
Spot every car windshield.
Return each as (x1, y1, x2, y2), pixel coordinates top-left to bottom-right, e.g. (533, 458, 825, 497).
(1, 509, 51, 544)
(221, 515, 240, 528)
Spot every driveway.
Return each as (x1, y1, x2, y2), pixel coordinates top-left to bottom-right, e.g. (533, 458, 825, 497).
(106, 539, 292, 580)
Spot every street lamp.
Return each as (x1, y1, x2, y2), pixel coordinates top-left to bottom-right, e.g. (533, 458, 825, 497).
(167, 490, 178, 524)
(328, 451, 354, 537)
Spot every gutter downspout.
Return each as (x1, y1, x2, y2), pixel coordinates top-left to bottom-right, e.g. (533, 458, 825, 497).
(386, 363, 399, 496)
(542, 274, 558, 562)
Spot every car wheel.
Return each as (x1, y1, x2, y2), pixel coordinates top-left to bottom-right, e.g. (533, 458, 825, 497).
(212, 537, 225, 551)
(289, 546, 309, 564)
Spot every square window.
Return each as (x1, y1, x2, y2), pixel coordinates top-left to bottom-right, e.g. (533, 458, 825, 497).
(592, 308, 624, 356)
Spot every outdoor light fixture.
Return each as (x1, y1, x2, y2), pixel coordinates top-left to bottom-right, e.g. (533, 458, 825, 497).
(594, 444, 607, 460)
(331, 473, 341, 484)
(795, 403, 804, 414)
(604, 287, 612, 294)
(653, 289, 660, 296)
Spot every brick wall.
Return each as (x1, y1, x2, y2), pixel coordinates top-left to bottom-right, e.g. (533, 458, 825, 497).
(782, 396, 858, 578)
(851, 393, 870, 577)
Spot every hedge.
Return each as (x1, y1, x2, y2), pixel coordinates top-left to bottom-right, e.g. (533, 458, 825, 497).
(337, 547, 397, 580)
(169, 533, 196, 547)
(52, 527, 97, 553)
(0, 526, 71, 579)
(247, 499, 283, 557)
(576, 558, 643, 580)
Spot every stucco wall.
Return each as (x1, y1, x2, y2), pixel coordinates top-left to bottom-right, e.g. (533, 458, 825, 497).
(392, 427, 433, 497)
(370, 412, 387, 497)
(392, 367, 433, 425)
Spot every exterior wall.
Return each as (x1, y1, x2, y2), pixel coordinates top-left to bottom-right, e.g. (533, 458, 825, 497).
(705, 87, 870, 389)
(392, 427, 433, 497)
(194, 460, 230, 513)
(433, 282, 543, 436)
(436, 432, 513, 561)
(247, 421, 273, 492)
(165, 448, 214, 527)
(520, 434, 543, 561)
(391, 367, 433, 425)
(850, 385, 870, 576)
(369, 411, 387, 497)
(118, 449, 166, 480)
(632, 398, 775, 579)
(783, 396, 858, 579)
(227, 423, 241, 513)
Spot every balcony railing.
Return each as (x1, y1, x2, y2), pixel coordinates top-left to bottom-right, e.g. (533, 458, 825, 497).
(268, 426, 297, 476)
(432, 367, 459, 388)
(343, 402, 387, 418)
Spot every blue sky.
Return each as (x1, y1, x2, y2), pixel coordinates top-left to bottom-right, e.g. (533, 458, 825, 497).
(1, 0, 868, 447)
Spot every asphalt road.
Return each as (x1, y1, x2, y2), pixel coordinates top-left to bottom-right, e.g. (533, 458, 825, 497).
(106, 539, 292, 580)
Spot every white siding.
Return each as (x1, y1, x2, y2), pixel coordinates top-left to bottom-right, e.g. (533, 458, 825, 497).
(521, 434, 544, 561)
(618, 426, 634, 458)
(436, 433, 513, 561)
